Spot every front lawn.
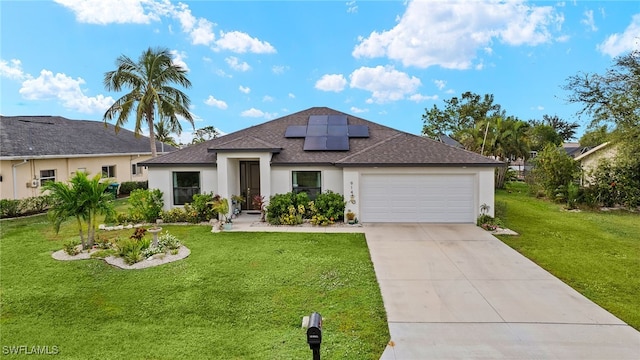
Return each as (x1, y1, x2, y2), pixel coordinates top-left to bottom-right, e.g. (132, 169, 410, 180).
(0, 215, 389, 359)
(496, 182, 640, 330)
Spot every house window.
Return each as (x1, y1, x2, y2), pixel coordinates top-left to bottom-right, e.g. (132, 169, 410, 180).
(102, 165, 116, 178)
(173, 172, 200, 205)
(132, 163, 142, 176)
(40, 169, 56, 186)
(292, 171, 321, 199)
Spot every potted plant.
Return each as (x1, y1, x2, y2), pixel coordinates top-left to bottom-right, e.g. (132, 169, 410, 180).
(252, 195, 266, 222)
(231, 194, 245, 215)
(212, 198, 232, 230)
(346, 210, 356, 224)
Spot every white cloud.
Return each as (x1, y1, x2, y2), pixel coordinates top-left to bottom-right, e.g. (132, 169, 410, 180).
(353, 0, 564, 69)
(581, 10, 598, 32)
(239, 85, 251, 94)
(346, 1, 358, 13)
(225, 56, 251, 71)
(315, 74, 347, 92)
(0, 59, 27, 80)
(598, 13, 640, 57)
(215, 31, 276, 54)
(204, 95, 228, 109)
(409, 94, 438, 102)
(350, 106, 368, 113)
(288, 93, 295, 99)
(170, 50, 189, 71)
(349, 65, 421, 103)
(272, 65, 289, 74)
(240, 107, 276, 119)
(263, 95, 274, 102)
(54, 0, 158, 24)
(531, 105, 544, 111)
(434, 80, 446, 90)
(19, 69, 114, 113)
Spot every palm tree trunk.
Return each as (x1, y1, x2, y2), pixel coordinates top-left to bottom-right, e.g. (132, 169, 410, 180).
(148, 113, 157, 157)
(87, 209, 95, 248)
(76, 216, 86, 249)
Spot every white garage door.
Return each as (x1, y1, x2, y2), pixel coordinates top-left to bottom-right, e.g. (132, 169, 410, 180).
(360, 174, 475, 223)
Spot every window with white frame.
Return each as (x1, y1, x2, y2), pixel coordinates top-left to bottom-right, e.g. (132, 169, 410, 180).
(102, 165, 116, 178)
(292, 171, 321, 199)
(39, 169, 56, 186)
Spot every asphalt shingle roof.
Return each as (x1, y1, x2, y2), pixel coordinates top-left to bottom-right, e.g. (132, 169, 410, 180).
(0, 115, 176, 158)
(141, 107, 502, 168)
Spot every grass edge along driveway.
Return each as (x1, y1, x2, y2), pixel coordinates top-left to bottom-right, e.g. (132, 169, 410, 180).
(496, 182, 640, 331)
(0, 218, 389, 359)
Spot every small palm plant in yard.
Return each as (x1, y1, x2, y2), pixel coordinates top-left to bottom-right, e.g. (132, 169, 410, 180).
(43, 171, 114, 249)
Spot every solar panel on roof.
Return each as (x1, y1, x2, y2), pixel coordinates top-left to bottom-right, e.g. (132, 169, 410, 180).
(308, 115, 328, 125)
(328, 115, 348, 125)
(306, 125, 328, 136)
(348, 125, 370, 138)
(326, 136, 349, 150)
(328, 125, 348, 136)
(285, 126, 308, 138)
(303, 136, 327, 151)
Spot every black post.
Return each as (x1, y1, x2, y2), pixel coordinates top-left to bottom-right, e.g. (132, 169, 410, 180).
(307, 312, 322, 360)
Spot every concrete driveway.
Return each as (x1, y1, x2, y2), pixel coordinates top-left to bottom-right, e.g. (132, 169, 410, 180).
(365, 223, 640, 359)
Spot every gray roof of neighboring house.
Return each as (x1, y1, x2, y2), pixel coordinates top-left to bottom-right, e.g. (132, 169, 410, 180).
(0, 115, 176, 158)
(438, 134, 464, 148)
(141, 107, 502, 168)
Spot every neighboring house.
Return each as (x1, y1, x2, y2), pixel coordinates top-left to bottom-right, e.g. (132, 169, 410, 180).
(0, 115, 175, 200)
(141, 107, 502, 223)
(574, 142, 617, 184)
(564, 142, 595, 158)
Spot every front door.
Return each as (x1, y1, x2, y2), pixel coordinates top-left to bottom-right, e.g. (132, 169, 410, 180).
(240, 161, 261, 210)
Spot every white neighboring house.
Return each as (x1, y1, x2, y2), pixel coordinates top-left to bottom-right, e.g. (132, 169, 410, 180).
(0, 115, 176, 200)
(140, 107, 503, 223)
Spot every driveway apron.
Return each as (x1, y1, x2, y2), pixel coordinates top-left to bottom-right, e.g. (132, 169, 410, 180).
(365, 223, 640, 359)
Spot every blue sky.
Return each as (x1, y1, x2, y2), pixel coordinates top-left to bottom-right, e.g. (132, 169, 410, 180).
(1, 1, 639, 143)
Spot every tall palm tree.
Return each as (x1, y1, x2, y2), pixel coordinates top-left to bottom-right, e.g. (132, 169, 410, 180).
(103, 47, 194, 157)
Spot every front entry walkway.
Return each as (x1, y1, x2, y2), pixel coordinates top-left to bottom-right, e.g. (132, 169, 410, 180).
(365, 223, 640, 359)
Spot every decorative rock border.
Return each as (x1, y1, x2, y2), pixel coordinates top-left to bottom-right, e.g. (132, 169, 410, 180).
(51, 246, 190, 270)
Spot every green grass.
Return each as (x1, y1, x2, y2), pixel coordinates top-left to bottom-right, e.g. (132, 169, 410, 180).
(0, 215, 389, 359)
(496, 182, 640, 330)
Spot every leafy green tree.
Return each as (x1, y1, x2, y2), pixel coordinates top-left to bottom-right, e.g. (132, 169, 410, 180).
(530, 144, 581, 200)
(43, 172, 115, 249)
(529, 114, 579, 142)
(563, 50, 639, 146)
(579, 125, 610, 147)
(527, 124, 563, 152)
(192, 126, 220, 144)
(103, 47, 194, 157)
(422, 91, 504, 140)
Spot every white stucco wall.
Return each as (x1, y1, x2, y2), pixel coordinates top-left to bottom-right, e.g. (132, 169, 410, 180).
(147, 166, 217, 210)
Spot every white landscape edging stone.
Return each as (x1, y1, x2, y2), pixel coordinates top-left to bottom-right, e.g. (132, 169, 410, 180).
(51, 246, 190, 269)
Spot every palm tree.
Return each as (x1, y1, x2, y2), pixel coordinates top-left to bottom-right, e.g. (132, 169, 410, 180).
(43, 172, 115, 249)
(103, 47, 194, 157)
(154, 119, 179, 151)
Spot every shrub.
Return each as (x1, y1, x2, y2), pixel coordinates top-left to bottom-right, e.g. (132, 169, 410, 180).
(0, 199, 20, 218)
(63, 239, 81, 256)
(95, 234, 112, 249)
(188, 192, 219, 223)
(130, 228, 147, 241)
(158, 231, 181, 250)
(128, 189, 164, 223)
(266, 192, 303, 225)
(531, 144, 581, 199)
(118, 181, 148, 196)
(114, 237, 146, 265)
(313, 191, 345, 221)
(161, 208, 190, 223)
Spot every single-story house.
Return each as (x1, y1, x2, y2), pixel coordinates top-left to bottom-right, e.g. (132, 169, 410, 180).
(0, 115, 175, 200)
(574, 142, 617, 184)
(141, 107, 502, 223)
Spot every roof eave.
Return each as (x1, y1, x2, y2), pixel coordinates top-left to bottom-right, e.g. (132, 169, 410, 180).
(336, 162, 504, 168)
(140, 162, 217, 168)
(207, 148, 282, 153)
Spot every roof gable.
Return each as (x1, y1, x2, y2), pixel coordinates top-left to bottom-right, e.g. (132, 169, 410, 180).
(0, 116, 176, 158)
(142, 107, 502, 167)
